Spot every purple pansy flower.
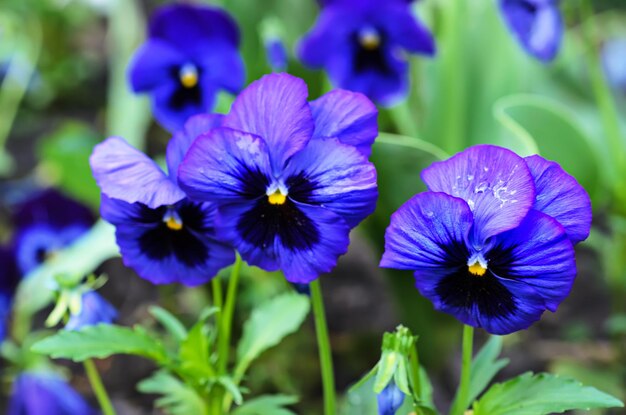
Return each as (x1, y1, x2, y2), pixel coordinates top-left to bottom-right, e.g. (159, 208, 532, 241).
(380, 145, 591, 335)
(499, 0, 563, 62)
(12, 190, 94, 275)
(297, 0, 435, 106)
(178, 73, 378, 283)
(128, 3, 245, 132)
(8, 372, 96, 415)
(377, 381, 405, 415)
(65, 291, 118, 331)
(265, 38, 288, 72)
(89, 117, 235, 286)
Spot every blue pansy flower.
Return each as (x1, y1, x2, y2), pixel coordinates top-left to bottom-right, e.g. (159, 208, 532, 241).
(380, 145, 591, 335)
(128, 3, 245, 132)
(603, 38, 626, 93)
(265, 38, 288, 72)
(12, 190, 94, 275)
(7, 372, 96, 415)
(499, 0, 563, 62)
(179, 73, 378, 283)
(90, 115, 235, 285)
(65, 291, 118, 331)
(377, 381, 405, 415)
(298, 0, 435, 105)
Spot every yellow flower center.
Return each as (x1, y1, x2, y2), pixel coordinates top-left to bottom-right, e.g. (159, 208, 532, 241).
(268, 191, 287, 205)
(468, 261, 487, 276)
(179, 64, 198, 89)
(359, 28, 381, 50)
(163, 209, 183, 231)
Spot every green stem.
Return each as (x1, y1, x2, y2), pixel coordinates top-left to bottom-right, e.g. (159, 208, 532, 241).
(84, 359, 116, 415)
(310, 279, 336, 415)
(409, 345, 422, 402)
(449, 325, 474, 415)
(217, 254, 242, 374)
(212, 276, 223, 311)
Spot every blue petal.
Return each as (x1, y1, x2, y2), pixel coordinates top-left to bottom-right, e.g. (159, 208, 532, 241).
(265, 38, 289, 72)
(499, 0, 562, 62)
(489, 209, 576, 312)
(310, 89, 378, 157)
(90, 136, 186, 208)
(298, 6, 354, 68)
(377, 381, 405, 415)
(224, 73, 314, 174)
(525, 155, 591, 245)
(380, 192, 473, 270)
(65, 291, 118, 331)
(13, 189, 94, 231)
(128, 40, 184, 92)
(167, 114, 224, 178)
(193, 40, 245, 94)
(282, 138, 378, 228)
(101, 196, 235, 286)
(421, 145, 536, 244)
(178, 127, 272, 203)
(216, 200, 350, 283)
(375, 3, 435, 55)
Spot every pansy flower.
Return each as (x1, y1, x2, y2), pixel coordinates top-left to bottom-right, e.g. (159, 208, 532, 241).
(499, 0, 563, 62)
(128, 3, 245, 132)
(298, 0, 435, 105)
(8, 372, 96, 415)
(12, 190, 94, 275)
(65, 291, 118, 331)
(179, 73, 378, 283)
(377, 381, 405, 415)
(90, 115, 235, 285)
(381, 145, 591, 335)
(265, 38, 288, 72)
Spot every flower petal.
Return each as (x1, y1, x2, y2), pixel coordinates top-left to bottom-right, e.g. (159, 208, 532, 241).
(128, 40, 184, 92)
(195, 41, 245, 94)
(310, 89, 378, 157)
(525, 155, 591, 244)
(380, 192, 473, 270)
(283, 138, 378, 228)
(178, 127, 272, 203)
(224, 73, 314, 173)
(101, 196, 235, 286)
(216, 200, 350, 283)
(421, 145, 536, 244)
(297, 6, 355, 68)
(488, 209, 576, 312)
(65, 292, 118, 331)
(166, 114, 224, 178)
(377, 4, 435, 55)
(90, 137, 185, 208)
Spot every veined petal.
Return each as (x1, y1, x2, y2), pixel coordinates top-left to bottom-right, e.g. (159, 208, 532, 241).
(127, 40, 184, 92)
(488, 209, 576, 312)
(224, 73, 314, 173)
(310, 89, 378, 157)
(167, 114, 224, 178)
(90, 137, 185, 208)
(283, 138, 378, 228)
(178, 127, 272, 203)
(421, 145, 536, 244)
(525, 155, 591, 244)
(380, 192, 473, 270)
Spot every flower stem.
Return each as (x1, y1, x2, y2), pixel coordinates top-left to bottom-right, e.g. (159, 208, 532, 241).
(84, 358, 116, 415)
(217, 254, 242, 374)
(449, 325, 474, 415)
(310, 279, 336, 415)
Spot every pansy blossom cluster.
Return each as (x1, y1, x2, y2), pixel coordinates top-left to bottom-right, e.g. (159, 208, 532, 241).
(381, 145, 591, 334)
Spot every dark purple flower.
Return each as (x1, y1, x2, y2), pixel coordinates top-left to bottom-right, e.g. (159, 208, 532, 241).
(7, 372, 96, 415)
(298, 0, 435, 105)
(12, 190, 94, 274)
(128, 3, 245, 132)
(377, 381, 405, 415)
(65, 291, 117, 331)
(178, 74, 378, 283)
(499, 0, 563, 62)
(265, 38, 288, 72)
(0, 247, 19, 342)
(380, 145, 591, 335)
(90, 116, 235, 286)
(602, 38, 626, 93)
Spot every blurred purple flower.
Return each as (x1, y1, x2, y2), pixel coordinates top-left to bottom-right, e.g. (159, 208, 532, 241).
(377, 381, 405, 415)
(265, 38, 288, 72)
(65, 291, 117, 331)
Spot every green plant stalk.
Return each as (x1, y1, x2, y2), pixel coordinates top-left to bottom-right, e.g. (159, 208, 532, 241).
(449, 325, 474, 415)
(212, 276, 223, 311)
(217, 254, 242, 375)
(580, 0, 626, 204)
(84, 358, 116, 415)
(409, 345, 422, 402)
(310, 279, 336, 415)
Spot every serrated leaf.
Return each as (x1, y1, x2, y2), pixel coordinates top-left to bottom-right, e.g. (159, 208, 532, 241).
(235, 293, 309, 379)
(231, 394, 298, 415)
(473, 372, 624, 415)
(31, 323, 168, 363)
(138, 371, 207, 415)
(178, 319, 214, 381)
(149, 306, 187, 343)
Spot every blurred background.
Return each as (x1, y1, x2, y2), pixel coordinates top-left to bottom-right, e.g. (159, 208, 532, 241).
(0, 0, 625, 413)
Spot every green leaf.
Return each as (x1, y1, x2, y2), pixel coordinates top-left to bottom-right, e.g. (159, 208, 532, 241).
(231, 395, 298, 415)
(178, 319, 214, 381)
(137, 371, 207, 415)
(473, 372, 624, 415)
(149, 306, 187, 343)
(218, 376, 243, 405)
(31, 323, 168, 363)
(467, 336, 509, 405)
(235, 293, 310, 380)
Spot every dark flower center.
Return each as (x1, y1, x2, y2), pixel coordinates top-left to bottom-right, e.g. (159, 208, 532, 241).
(352, 27, 392, 75)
